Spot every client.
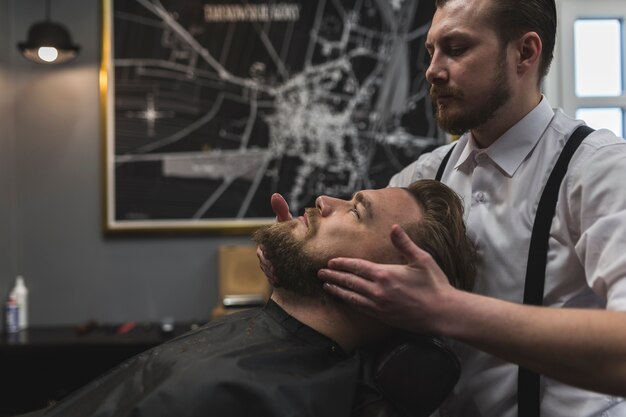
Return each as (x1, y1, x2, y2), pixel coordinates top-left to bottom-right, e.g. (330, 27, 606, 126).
(20, 180, 475, 417)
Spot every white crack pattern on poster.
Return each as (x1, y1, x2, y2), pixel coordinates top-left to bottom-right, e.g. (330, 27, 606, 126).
(114, 0, 437, 220)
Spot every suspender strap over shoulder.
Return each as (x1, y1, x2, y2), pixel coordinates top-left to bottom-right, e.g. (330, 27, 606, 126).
(517, 124, 594, 417)
(435, 144, 456, 181)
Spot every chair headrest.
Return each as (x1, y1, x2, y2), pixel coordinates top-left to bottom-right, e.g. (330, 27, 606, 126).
(373, 335, 460, 417)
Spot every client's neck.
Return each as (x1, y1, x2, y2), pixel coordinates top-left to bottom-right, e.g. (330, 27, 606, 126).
(270, 289, 389, 352)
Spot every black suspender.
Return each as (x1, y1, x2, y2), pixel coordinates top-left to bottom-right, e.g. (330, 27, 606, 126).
(517, 124, 594, 417)
(435, 144, 456, 181)
(434, 125, 595, 416)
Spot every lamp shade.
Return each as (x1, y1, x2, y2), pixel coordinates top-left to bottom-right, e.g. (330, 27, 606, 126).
(18, 20, 80, 64)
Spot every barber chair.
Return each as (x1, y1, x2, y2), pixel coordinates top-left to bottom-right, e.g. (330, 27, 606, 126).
(355, 334, 460, 417)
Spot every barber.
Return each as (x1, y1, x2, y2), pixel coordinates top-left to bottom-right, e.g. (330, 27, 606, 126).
(261, 0, 626, 416)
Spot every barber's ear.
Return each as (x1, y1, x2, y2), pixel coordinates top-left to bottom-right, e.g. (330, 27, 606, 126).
(515, 31, 542, 76)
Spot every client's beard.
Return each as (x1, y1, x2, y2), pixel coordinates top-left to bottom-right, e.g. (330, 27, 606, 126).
(252, 220, 329, 299)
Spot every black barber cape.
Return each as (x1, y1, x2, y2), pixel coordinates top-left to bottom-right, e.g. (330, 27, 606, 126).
(21, 300, 373, 417)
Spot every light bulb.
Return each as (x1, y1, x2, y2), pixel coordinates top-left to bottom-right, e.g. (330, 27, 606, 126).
(38, 46, 59, 63)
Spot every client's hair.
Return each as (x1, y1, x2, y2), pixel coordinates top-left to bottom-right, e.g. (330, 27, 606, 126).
(402, 180, 476, 291)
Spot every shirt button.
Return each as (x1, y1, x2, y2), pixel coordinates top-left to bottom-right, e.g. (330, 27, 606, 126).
(473, 191, 487, 204)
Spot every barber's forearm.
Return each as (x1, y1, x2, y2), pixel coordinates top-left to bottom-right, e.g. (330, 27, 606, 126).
(440, 289, 626, 397)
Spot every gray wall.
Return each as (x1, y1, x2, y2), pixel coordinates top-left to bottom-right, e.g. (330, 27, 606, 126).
(0, 0, 253, 328)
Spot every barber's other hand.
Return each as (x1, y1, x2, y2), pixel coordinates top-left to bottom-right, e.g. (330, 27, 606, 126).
(256, 193, 292, 288)
(318, 224, 454, 333)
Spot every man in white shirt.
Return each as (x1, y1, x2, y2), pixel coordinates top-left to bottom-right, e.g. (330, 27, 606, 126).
(314, 0, 626, 416)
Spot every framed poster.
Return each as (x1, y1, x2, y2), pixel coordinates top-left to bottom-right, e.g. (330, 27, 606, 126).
(101, 0, 440, 233)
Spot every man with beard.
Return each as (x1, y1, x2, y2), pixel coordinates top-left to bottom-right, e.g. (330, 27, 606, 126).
(20, 180, 475, 417)
(306, 0, 626, 416)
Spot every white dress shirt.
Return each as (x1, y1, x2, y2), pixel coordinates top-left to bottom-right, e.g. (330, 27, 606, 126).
(389, 97, 626, 417)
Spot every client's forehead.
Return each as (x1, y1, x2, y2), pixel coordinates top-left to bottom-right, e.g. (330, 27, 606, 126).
(359, 187, 421, 224)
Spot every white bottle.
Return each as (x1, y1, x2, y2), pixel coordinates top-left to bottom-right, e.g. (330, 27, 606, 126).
(10, 276, 28, 330)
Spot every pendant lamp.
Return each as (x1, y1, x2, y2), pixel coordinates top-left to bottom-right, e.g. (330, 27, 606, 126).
(18, 0, 80, 64)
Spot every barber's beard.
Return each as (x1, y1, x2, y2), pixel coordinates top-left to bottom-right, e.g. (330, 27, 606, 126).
(252, 214, 329, 299)
(431, 51, 511, 136)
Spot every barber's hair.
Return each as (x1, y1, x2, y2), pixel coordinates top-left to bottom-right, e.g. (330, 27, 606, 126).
(435, 0, 557, 79)
(401, 180, 476, 291)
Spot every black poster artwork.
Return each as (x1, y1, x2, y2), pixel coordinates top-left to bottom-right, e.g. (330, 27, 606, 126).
(103, 0, 439, 232)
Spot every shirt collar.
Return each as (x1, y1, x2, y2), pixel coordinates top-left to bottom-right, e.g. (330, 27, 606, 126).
(454, 96, 555, 177)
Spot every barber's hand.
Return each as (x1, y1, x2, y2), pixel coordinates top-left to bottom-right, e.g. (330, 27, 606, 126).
(318, 224, 454, 334)
(270, 193, 292, 222)
(256, 193, 292, 288)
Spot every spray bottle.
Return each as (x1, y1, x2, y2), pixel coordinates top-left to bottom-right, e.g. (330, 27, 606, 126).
(9, 276, 28, 330)
(5, 297, 19, 333)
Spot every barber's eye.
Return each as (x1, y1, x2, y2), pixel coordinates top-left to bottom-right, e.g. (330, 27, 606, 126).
(350, 207, 361, 220)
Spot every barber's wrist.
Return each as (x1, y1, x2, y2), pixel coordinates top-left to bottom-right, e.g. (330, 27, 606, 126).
(435, 288, 487, 340)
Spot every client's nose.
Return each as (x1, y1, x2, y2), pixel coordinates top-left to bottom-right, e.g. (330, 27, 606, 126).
(316, 195, 335, 217)
(315, 195, 344, 217)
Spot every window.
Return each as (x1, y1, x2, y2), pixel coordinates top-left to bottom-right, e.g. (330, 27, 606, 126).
(545, 0, 626, 137)
(576, 108, 623, 137)
(574, 19, 621, 98)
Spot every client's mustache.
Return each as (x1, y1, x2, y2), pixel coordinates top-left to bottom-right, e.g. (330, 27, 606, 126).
(304, 207, 320, 232)
(430, 86, 463, 100)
